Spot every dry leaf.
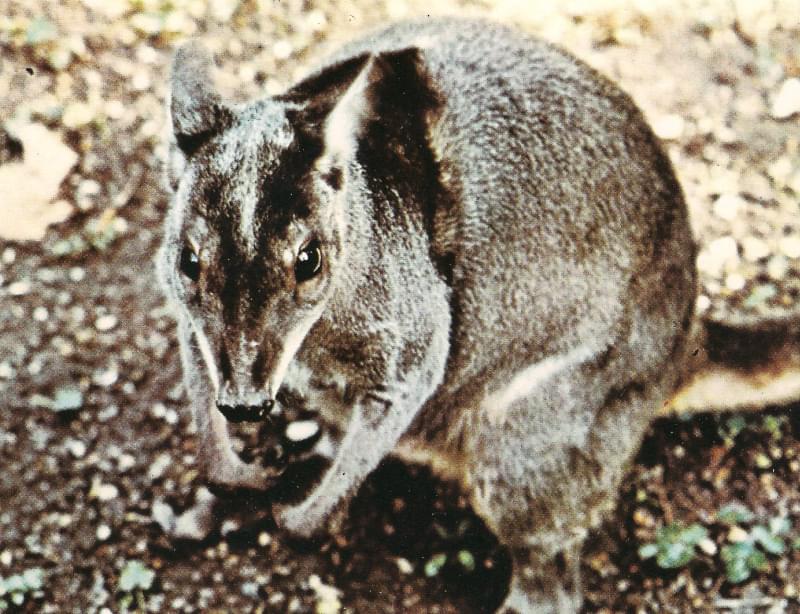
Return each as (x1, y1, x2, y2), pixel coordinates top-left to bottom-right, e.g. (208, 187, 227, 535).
(0, 123, 77, 241)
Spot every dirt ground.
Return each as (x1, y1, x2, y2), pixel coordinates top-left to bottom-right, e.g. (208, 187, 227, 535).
(1, 1, 800, 612)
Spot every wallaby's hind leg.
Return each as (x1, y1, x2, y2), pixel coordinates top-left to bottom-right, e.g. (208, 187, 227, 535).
(467, 359, 671, 613)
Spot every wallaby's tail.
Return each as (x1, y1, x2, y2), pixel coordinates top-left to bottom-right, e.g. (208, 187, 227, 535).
(664, 312, 800, 415)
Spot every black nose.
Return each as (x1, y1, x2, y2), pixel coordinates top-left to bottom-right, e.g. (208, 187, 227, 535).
(217, 399, 274, 423)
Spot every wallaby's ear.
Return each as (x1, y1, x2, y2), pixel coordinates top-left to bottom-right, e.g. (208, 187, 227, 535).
(285, 48, 439, 165)
(170, 41, 232, 158)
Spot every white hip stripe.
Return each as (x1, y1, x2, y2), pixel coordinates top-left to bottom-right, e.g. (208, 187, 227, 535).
(482, 346, 597, 425)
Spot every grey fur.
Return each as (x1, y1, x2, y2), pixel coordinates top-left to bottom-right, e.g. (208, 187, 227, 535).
(158, 17, 697, 613)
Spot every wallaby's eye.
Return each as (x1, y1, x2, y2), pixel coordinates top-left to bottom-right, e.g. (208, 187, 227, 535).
(295, 240, 322, 283)
(179, 246, 201, 282)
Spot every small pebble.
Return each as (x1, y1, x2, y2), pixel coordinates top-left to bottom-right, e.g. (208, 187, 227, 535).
(652, 114, 685, 140)
(69, 267, 85, 282)
(8, 280, 31, 296)
(95, 314, 118, 332)
(698, 537, 718, 556)
(695, 294, 711, 313)
(0, 550, 11, 566)
(33, 306, 49, 322)
(117, 453, 135, 472)
(771, 78, 800, 119)
(2, 248, 16, 265)
(258, 532, 272, 547)
(273, 40, 293, 60)
(151, 402, 167, 418)
(148, 453, 172, 481)
(396, 557, 413, 574)
(724, 273, 746, 292)
(96, 524, 111, 541)
(712, 194, 743, 221)
(66, 439, 87, 458)
(727, 526, 749, 543)
(740, 236, 770, 262)
(767, 255, 789, 280)
(93, 365, 119, 387)
(285, 420, 319, 442)
(0, 362, 15, 379)
(241, 582, 259, 598)
(697, 236, 739, 277)
(90, 480, 119, 502)
(779, 236, 800, 259)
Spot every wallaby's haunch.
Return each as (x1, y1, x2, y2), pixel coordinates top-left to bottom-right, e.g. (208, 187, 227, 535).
(158, 17, 697, 613)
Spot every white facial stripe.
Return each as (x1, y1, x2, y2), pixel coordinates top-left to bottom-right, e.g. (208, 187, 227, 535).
(268, 305, 324, 398)
(482, 346, 597, 425)
(237, 144, 259, 255)
(191, 320, 220, 393)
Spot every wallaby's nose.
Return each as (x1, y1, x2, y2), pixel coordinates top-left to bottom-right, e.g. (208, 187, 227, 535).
(217, 399, 274, 423)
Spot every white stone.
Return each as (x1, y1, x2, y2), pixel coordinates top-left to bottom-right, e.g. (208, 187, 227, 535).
(96, 524, 111, 541)
(273, 40, 293, 61)
(285, 420, 320, 442)
(66, 438, 87, 458)
(117, 453, 136, 472)
(779, 236, 800, 259)
(771, 78, 800, 119)
(695, 294, 711, 314)
(95, 314, 118, 332)
(33, 306, 49, 322)
(741, 236, 770, 262)
(8, 280, 31, 296)
(725, 273, 746, 292)
(712, 193, 744, 221)
(767, 255, 789, 280)
(148, 453, 172, 481)
(93, 365, 119, 387)
(652, 113, 685, 140)
(697, 236, 739, 277)
(90, 479, 119, 502)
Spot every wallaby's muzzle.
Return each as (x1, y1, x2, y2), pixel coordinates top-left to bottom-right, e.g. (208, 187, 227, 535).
(216, 400, 275, 423)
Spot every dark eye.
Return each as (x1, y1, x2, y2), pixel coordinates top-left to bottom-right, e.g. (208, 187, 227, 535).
(179, 245, 201, 282)
(294, 240, 322, 283)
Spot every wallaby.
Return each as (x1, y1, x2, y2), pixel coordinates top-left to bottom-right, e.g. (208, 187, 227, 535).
(157, 16, 697, 613)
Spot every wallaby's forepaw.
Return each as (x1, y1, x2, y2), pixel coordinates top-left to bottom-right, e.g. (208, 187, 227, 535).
(498, 585, 581, 614)
(275, 498, 328, 538)
(276, 485, 350, 538)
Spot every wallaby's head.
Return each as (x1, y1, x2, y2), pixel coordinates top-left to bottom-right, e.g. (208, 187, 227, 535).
(158, 41, 437, 424)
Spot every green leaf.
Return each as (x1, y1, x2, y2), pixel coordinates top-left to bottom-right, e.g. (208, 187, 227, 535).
(424, 553, 447, 578)
(752, 526, 785, 555)
(657, 541, 694, 569)
(638, 543, 658, 559)
(746, 547, 768, 571)
(761, 415, 784, 440)
(457, 550, 475, 572)
(52, 387, 83, 412)
(21, 568, 43, 591)
(723, 555, 752, 583)
(768, 516, 791, 536)
(3, 575, 25, 593)
(118, 560, 155, 593)
(679, 524, 708, 545)
(717, 502, 755, 525)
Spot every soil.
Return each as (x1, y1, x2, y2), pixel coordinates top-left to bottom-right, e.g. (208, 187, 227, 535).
(1, 1, 799, 613)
